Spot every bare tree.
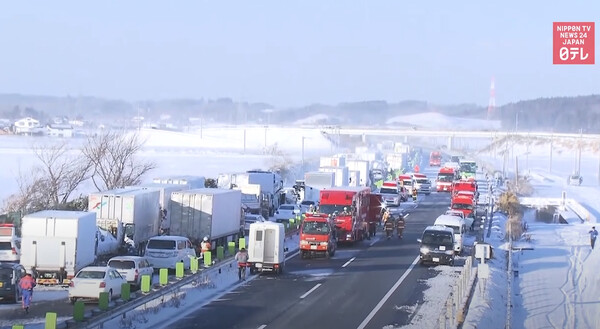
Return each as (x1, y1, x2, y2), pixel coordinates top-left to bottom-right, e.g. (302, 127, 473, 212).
(82, 130, 156, 191)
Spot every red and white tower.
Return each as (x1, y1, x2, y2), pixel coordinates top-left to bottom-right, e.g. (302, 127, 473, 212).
(487, 77, 496, 120)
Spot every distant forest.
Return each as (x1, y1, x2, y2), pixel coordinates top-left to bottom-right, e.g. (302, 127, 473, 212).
(0, 93, 598, 133)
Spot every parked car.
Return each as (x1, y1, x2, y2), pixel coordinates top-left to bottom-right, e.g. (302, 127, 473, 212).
(275, 204, 301, 223)
(107, 256, 154, 289)
(0, 262, 26, 303)
(0, 224, 21, 262)
(68, 266, 127, 304)
(144, 236, 196, 270)
(244, 214, 267, 232)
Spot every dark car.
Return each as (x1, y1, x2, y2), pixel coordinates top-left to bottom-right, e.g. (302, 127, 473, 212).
(417, 226, 456, 266)
(0, 262, 27, 303)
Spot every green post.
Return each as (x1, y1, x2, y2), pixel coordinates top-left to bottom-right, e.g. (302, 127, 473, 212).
(175, 262, 184, 278)
(217, 246, 224, 260)
(45, 312, 57, 329)
(159, 268, 168, 285)
(228, 241, 235, 255)
(190, 257, 199, 273)
(289, 218, 295, 225)
(239, 237, 246, 249)
(98, 292, 109, 311)
(121, 283, 130, 301)
(73, 300, 85, 322)
(203, 251, 212, 266)
(141, 274, 151, 293)
(12, 325, 24, 329)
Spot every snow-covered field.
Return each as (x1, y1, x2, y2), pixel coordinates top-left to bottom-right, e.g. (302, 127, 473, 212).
(2, 114, 600, 328)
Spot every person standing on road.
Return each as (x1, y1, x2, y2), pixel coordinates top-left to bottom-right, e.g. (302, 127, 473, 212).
(235, 248, 249, 281)
(589, 227, 598, 249)
(19, 273, 36, 314)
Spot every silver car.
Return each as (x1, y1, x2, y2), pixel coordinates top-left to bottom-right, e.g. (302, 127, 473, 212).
(107, 256, 154, 288)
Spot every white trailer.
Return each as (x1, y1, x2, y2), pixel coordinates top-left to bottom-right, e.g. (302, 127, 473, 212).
(89, 188, 161, 255)
(305, 171, 335, 189)
(346, 159, 370, 187)
(20, 210, 97, 285)
(126, 183, 190, 233)
(318, 166, 349, 187)
(348, 170, 360, 187)
(169, 188, 243, 248)
(247, 221, 287, 274)
(153, 175, 205, 189)
(386, 153, 408, 172)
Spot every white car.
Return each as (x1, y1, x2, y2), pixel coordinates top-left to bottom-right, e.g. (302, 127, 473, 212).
(107, 256, 154, 288)
(68, 266, 127, 304)
(275, 204, 301, 223)
(0, 224, 21, 262)
(244, 214, 267, 232)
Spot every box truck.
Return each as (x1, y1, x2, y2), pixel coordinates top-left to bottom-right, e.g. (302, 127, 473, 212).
(318, 166, 349, 187)
(153, 175, 205, 189)
(169, 188, 243, 249)
(89, 188, 161, 256)
(346, 159, 370, 187)
(247, 221, 287, 274)
(305, 171, 335, 189)
(20, 210, 97, 285)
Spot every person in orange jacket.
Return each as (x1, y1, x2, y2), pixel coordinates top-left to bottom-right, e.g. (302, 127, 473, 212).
(19, 273, 36, 313)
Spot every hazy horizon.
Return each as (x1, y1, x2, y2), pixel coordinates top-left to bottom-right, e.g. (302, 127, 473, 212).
(0, 1, 598, 107)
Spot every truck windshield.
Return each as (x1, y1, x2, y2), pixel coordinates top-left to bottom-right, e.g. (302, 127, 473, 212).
(416, 179, 429, 184)
(319, 205, 346, 215)
(437, 174, 454, 182)
(379, 187, 398, 194)
(302, 221, 330, 235)
(422, 232, 453, 245)
(452, 203, 473, 210)
(460, 163, 476, 173)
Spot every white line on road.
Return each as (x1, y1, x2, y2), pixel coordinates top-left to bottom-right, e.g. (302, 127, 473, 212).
(300, 283, 322, 299)
(403, 213, 410, 218)
(356, 256, 420, 329)
(342, 257, 356, 268)
(257, 325, 267, 329)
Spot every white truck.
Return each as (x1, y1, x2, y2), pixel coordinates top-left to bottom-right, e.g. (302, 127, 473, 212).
(319, 155, 346, 168)
(247, 221, 287, 274)
(386, 152, 408, 173)
(233, 183, 262, 215)
(169, 188, 243, 249)
(126, 183, 190, 234)
(346, 159, 370, 187)
(89, 188, 161, 256)
(318, 166, 349, 187)
(20, 210, 97, 285)
(153, 175, 206, 189)
(218, 171, 283, 217)
(305, 171, 335, 189)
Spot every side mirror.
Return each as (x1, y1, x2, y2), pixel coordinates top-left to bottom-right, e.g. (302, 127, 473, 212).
(417, 238, 422, 243)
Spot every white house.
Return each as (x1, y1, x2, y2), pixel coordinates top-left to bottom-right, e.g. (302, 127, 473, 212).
(14, 117, 43, 135)
(47, 124, 74, 138)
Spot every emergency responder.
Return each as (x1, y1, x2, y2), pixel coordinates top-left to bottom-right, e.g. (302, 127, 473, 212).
(412, 187, 418, 202)
(19, 273, 36, 313)
(396, 214, 405, 239)
(200, 237, 211, 258)
(383, 210, 395, 239)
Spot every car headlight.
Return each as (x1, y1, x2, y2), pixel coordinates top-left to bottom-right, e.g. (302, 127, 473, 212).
(320, 242, 328, 246)
(300, 240, 309, 245)
(420, 247, 430, 254)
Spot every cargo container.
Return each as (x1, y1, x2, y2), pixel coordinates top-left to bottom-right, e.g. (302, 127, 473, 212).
(348, 170, 360, 187)
(20, 210, 97, 285)
(305, 171, 335, 189)
(89, 188, 161, 255)
(346, 159, 370, 187)
(219, 171, 283, 217)
(169, 188, 243, 249)
(248, 221, 287, 274)
(318, 166, 349, 187)
(126, 183, 190, 234)
(153, 175, 205, 189)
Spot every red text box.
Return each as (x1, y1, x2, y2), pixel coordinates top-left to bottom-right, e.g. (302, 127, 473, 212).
(553, 22, 595, 64)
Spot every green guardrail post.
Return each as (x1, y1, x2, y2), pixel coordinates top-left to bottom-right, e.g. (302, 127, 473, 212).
(141, 274, 151, 293)
(159, 268, 169, 285)
(289, 218, 295, 226)
(175, 262, 184, 278)
(203, 251, 212, 266)
(12, 325, 24, 329)
(98, 292, 109, 311)
(73, 300, 85, 322)
(190, 256, 199, 273)
(228, 241, 235, 255)
(121, 283, 130, 301)
(45, 312, 57, 329)
(239, 237, 246, 249)
(217, 246, 224, 260)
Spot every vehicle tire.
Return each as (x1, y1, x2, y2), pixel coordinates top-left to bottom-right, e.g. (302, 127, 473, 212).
(70, 297, 78, 305)
(12, 289, 19, 304)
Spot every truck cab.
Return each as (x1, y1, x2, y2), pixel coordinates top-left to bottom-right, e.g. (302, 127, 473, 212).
(411, 173, 432, 195)
(300, 213, 336, 259)
(379, 181, 406, 206)
(429, 151, 442, 166)
(436, 167, 456, 192)
(450, 195, 476, 226)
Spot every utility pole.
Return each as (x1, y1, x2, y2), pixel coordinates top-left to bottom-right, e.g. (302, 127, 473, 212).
(549, 135, 553, 173)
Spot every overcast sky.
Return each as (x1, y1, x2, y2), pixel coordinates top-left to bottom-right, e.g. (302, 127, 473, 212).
(0, 1, 598, 107)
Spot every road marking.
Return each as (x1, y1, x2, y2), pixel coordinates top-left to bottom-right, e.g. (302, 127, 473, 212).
(257, 325, 267, 329)
(404, 213, 410, 218)
(342, 257, 356, 268)
(300, 283, 322, 299)
(286, 250, 300, 260)
(356, 256, 420, 329)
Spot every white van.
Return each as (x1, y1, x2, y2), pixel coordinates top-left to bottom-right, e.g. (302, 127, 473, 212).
(0, 224, 21, 262)
(145, 236, 196, 269)
(433, 215, 465, 254)
(247, 221, 287, 274)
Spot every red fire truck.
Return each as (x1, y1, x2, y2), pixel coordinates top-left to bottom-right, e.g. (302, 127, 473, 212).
(300, 213, 337, 259)
(319, 187, 370, 243)
(429, 151, 442, 166)
(436, 167, 456, 192)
